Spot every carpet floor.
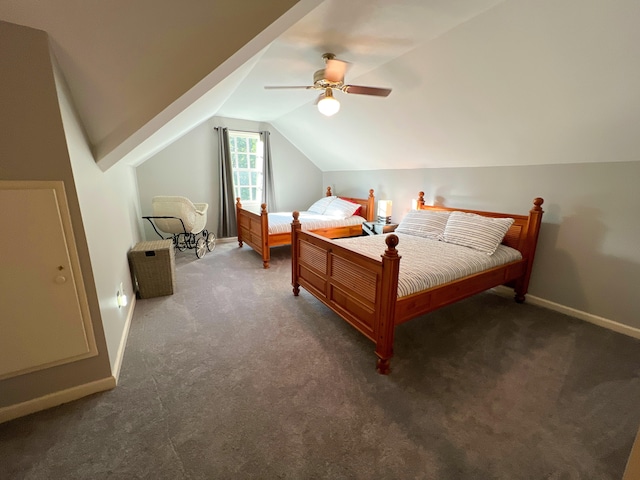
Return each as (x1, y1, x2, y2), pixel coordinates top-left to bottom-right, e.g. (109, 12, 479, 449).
(1, 241, 639, 479)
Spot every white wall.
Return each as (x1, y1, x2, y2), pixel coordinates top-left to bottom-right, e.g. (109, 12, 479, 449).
(57, 59, 142, 375)
(136, 116, 322, 240)
(324, 161, 640, 331)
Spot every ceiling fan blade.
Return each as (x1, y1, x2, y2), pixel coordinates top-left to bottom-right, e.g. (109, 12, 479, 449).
(324, 58, 349, 83)
(342, 85, 392, 97)
(264, 86, 314, 90)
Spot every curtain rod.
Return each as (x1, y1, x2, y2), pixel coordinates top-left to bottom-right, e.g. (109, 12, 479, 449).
(214, 127, 269, 135)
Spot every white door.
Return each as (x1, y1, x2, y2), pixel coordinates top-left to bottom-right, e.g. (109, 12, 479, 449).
(0, 181, 97, 379)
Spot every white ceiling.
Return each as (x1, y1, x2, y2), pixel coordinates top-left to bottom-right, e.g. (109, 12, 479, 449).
(1, 0, 639, 172)
(217, 0, 505, 121)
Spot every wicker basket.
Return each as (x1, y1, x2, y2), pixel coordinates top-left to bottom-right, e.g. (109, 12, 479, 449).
(128, 240, 175, 298)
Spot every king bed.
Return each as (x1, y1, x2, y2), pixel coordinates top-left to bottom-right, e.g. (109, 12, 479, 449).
(237, 187, 375, 268)
(291, 193, 544, 374)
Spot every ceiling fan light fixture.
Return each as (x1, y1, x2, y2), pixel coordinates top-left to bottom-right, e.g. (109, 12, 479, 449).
(317, 89, 340, 116)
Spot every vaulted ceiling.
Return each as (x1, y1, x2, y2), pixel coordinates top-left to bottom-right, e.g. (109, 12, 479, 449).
(1, 0, 639, 172)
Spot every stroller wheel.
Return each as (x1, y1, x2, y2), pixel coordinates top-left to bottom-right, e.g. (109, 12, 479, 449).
(206, 232, 216, 252)
(195, 237, 207, 259)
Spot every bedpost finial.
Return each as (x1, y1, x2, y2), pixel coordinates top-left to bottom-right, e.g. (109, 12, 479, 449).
(326, 186, 332, 196)
(384, 234, 400, 256)
(236, 197, 242, 207)
(533, 197, 544, 210)
(292, 211, 300, 220)
(261, 203, 267, 214)
(369, 189, 374, 198)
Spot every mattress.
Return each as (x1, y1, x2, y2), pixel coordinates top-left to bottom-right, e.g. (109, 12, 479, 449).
(267, 211, 365, 235)
(335, 232, 522, 297)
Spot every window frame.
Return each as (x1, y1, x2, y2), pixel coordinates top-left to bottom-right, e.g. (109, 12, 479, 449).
(228, 130, 263, 208)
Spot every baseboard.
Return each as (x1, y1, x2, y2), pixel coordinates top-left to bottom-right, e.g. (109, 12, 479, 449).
(0, 376, 116, 424)
(491, 286, 640, 340)
(112, 296, 137, 383)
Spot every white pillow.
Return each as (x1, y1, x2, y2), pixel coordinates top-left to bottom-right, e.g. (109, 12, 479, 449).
(396, 210, 450, 240)
(443, 211, 514, 255)
(307, 196, 337, 214)
(323, 197, 361, 219)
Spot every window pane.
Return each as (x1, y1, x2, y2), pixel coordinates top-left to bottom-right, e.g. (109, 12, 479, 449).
(229, 132, 263, 203)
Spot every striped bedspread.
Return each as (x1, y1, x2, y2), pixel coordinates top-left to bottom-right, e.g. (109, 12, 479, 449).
(268, 211, 365, 234)
(335, 233, 522, 298)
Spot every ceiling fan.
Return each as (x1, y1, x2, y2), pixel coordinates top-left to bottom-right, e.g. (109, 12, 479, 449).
(264, 53, 392, 116)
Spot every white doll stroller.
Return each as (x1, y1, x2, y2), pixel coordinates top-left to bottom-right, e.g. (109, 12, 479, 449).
(143, 196, 216, 258)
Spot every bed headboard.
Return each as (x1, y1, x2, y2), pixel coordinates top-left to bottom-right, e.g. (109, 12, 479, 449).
(326, 186, 376, 222)
(415, 191, 544, 258)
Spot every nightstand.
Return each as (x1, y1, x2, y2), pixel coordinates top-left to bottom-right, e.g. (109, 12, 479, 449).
(363, 222, 399, 235)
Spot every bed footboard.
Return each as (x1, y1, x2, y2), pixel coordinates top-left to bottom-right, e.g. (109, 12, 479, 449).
(236, 200, 270, 268)
(291, 212, 401, 374)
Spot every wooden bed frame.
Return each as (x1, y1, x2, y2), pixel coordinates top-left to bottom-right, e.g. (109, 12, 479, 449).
(291, 194, 544, 374)
(237, 187, 375, 269)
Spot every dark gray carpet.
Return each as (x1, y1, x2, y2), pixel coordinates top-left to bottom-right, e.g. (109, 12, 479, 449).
(1, 241, 639, 479)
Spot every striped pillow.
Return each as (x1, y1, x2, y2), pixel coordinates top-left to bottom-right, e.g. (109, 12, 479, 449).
(323, 197, 361, 219)
(443, 211, 514, 255)
(396, 210, 450, 240)
(307, 196, 337, 214)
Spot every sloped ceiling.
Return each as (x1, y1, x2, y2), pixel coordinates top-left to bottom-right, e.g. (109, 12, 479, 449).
(236, 0, 640, 171)
(1, 0, 639, 172)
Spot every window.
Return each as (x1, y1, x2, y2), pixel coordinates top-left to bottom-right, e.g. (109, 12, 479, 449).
(229, 131, 263, 206)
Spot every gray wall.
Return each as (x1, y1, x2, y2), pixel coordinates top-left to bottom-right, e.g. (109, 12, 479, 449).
(136, 116, 323, 240)
(324, 161, 640, 330)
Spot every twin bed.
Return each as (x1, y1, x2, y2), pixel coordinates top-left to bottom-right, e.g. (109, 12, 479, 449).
(290, 193, 544, 374)
(236, 187, 375, 268)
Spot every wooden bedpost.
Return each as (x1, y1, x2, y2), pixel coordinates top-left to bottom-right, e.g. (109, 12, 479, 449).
(260, 203, 270, 269)
(514, 197, 544, 303)
(375, 234, 401, 374)
(326, 186, 332, 196)
(291, 211, 301, 296)
(417, 191, 425, 208)
(366, 189, 375, 221)
(236, 197, 243, 247)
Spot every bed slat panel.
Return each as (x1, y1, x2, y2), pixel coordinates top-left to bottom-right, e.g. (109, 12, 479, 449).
(300, 240, 327, 274)
(331, 255, 377, 304)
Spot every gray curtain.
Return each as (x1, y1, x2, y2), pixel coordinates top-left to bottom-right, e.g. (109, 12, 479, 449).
(260, 130, 276, 211)
(217, 127, 237, 237)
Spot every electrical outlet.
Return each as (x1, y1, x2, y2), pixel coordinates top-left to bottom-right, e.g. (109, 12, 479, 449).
(117, 282, 128, 308)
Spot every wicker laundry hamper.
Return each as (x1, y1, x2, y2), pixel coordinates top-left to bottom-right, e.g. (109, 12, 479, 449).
(128, 240, 175, 298)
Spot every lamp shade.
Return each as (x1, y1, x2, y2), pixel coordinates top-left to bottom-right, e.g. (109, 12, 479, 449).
(317, 89, 340, 116)
(377, 200, 392, 218)
(377, 200, 393, 224)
